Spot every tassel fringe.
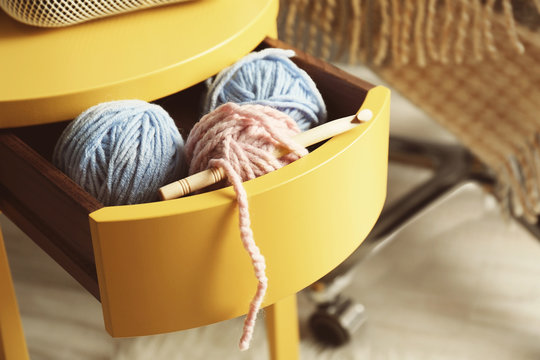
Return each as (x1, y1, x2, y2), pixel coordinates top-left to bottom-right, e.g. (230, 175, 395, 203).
(278, 0, 540, 223)
(279, 0, 538, 66)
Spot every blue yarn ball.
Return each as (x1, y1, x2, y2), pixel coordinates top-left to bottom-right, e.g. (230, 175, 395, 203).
(53, 100, 185, 206)
(203, 48, 327, 131)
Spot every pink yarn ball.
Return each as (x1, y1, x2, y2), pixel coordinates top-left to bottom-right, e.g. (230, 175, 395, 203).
(185, 102, 308, 181)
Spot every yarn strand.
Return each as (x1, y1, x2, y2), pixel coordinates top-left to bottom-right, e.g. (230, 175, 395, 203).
(483, 0, 498, 57)
(184, 103, 308, 351)
(399, 0, 414, 65)
(390, 0, 401, 65)
(501, 0, 525, 54)
(440, 0, 455, 64)
(373, 0, 390, 66)
(472, 0, 484, 61)
(454, 0, 471, 64)
(425, 0, 438, 61)
(211, 158, 268, 351)
(413, 0, 426, 67)
(348, 0, 362, 64)
(284, 0, 299, 44)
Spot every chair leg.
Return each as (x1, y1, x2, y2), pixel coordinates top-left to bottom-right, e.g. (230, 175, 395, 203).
(0, 220, 30, 360)
(265, 294, 300, 360)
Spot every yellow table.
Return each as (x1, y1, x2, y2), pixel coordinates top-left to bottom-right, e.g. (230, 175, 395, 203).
(0, 0, 278, 127)
(0, 1, 390, 358)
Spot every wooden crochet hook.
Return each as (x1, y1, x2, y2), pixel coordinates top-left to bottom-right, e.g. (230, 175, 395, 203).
(159, 109, 373, 200)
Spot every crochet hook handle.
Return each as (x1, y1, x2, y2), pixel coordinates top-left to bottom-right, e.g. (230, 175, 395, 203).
(159, 109, 373, 200)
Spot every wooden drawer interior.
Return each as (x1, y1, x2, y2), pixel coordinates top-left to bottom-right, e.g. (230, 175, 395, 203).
(0, 38, 374, 300)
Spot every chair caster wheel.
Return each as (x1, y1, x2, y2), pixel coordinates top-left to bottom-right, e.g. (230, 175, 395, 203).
(308, 296, 367, 346)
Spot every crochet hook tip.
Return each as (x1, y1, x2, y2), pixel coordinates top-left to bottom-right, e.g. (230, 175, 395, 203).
(352, 109, 373, 123)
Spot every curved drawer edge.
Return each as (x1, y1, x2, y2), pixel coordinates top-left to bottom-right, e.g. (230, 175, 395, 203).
(89, 86, 390, 337)
(90, 86, 390, 221)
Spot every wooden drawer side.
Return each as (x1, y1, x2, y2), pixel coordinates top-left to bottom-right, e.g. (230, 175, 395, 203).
(0, 132, 102, 298)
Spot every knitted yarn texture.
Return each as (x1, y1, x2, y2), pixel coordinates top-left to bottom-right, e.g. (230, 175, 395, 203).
(185, 103, 308, 350)
(203, 48, 327, 131)
(53, 100, 185, 206)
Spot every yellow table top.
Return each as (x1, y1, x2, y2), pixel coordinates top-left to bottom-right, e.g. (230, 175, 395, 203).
(0, 0, 278, 128)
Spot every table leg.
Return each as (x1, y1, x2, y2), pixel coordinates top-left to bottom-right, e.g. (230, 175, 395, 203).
(0, 218, 29, 360)
(265, 294, 300, 360)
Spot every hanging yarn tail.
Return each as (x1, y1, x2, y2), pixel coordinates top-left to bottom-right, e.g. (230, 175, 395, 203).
(212, 158, 268, 351)
(184, 103, 308, 350)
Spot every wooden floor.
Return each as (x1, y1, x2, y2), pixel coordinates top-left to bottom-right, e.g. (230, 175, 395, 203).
(2, 68, 540, 360)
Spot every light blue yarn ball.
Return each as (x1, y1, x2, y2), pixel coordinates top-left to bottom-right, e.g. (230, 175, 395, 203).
(53, 100, 185, 206)
(203, 48, 327, 131)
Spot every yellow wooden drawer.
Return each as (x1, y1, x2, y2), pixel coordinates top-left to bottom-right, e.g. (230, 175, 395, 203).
(0, 38, 390, 337)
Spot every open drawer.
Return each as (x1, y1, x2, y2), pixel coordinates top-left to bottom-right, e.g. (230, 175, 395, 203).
(0, 38, 390, 337)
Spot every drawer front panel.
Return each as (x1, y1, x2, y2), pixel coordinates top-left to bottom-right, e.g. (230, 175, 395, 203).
(90, 86, 390, 337)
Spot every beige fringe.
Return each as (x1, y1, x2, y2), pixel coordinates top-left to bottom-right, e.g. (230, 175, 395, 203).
(279, 0, 536, 65)
(277, 0, 540, 223)
(348, 0, 363, 64)
(283, 0, 298, 45)
(472, 0, 484, 61)
(399, 0, 414, 65)
(413, 0, 426, 67)
(535, 0, 540, 13)
(390, 0, 401, 65)
(377, 21, 540, 222)
(534, 135, 540, 211)
(454, 0, 470, 64)
(320, 0, 336, 60)
(483, 0, 498, 57)
(373, 0, 390, 66)
(333, 2, 349, 61)
(440, 0, 456, 64)
(502, 0, 526, 53)
(295, 0, 310, 55)
(425, 0, 438, 61)
(308, 0, 323, 56)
